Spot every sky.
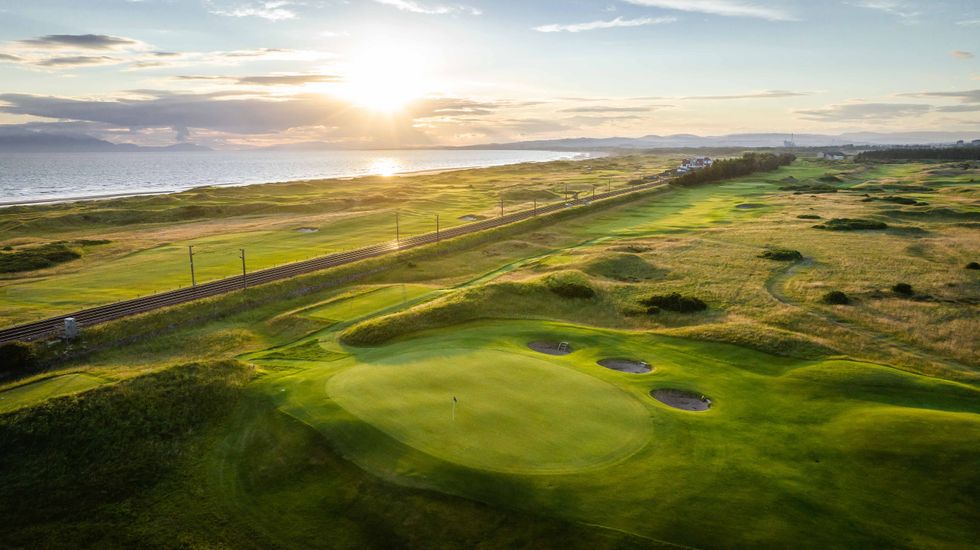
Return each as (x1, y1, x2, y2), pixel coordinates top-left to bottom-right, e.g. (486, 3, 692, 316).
(0, 0, 977, 148)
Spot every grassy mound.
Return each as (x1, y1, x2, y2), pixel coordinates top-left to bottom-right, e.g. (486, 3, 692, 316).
(341, 275, 611, 347)
(0, 242, 81, 273)
(544, 270, 596, 299)
(758, 248, 803, 261)
(640, 293, 708, 313)
(814, 218, 888, 231)
(0, 361, 253, 546)
(582, 253, 662, 281)
(797, 214, 821, 219)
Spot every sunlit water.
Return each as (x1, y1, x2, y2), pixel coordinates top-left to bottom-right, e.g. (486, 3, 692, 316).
(0, 149, 590, 205)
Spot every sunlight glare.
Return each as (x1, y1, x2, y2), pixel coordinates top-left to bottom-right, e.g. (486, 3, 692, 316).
(341, 45, 434, 113)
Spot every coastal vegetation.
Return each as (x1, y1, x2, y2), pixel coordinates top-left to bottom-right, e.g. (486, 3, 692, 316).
(1, 155, 978, 548)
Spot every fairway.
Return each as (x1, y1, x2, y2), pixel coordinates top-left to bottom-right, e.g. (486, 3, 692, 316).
(328, 348, 652, 474)
(0, 373, 108, 413)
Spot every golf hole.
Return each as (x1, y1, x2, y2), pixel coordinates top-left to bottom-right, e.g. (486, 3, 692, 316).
(597, 358, 651, 374)
(459, 214, 487, 222)
(528, 341, 572, 355)
(650, 389, 712, 411)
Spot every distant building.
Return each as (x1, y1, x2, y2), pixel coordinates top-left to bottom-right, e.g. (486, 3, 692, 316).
(820, 151, 846, 160)
(783, 140, 797, 148)
(677, 156, 713, 173)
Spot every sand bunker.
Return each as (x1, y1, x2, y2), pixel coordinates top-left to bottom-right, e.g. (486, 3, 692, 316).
(296, 227, 319, 233)
(528, 341, 572, 356)
(459, 214, 487, 222)
(597, 358, 651, 374)
(735, 203, 766, 210)
(650, 389, 711, 411)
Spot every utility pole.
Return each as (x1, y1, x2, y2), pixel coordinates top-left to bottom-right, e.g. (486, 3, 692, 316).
(499, 195, 503, 217)
(592, 184, 595, 200)
(564, 183, 568, 201)
(239, 249, 247, 290)
(607, 180, 611, 194)
(187, 245, 196, 287)
(395, 211, 400, 246)
(436, 214, 440, 241)
(533, 199, 537, 216)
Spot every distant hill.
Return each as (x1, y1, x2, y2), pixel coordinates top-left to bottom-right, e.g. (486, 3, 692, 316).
(0, 131, 212, 153)
(458, 132, 980, 151)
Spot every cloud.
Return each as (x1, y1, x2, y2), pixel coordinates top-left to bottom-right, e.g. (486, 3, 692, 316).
(534, 16, 676, 33)
(176, 74, 342, 85)
(560, 106, 654, 113)
(899, 90, 980, 103)
(374, 0, 482, 15)
(17, 34, 140, 50)
(680, 89, 810, 100)
(37, 55, 118, 67)
(852, 1, 920, 21)
(207, 1, 297, 21)
(622, 0, 796, 21)
(957, 19, 980, 26)
(951, 50, 975, 59)
(0, 53, 22, 62)
(935, 105, 980, 113)
(796, 102, 931, 122)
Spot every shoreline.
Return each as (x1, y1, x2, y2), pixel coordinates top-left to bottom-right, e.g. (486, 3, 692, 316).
(0, 151, 603, 208)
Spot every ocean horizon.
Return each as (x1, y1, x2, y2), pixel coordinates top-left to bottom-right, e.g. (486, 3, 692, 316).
(0, 149, 590, 206)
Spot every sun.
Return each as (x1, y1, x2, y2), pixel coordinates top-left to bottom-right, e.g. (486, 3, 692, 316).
(341, 46, 433, 113)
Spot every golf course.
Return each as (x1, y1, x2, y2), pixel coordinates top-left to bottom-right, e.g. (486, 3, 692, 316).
(1, 154, 978, 548)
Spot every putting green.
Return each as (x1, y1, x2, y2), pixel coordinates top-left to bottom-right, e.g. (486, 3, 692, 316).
(327, 348, 651, 474)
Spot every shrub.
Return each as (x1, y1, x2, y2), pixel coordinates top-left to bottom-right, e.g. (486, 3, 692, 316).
(814, 218, 888, 231)
(545, 271, 596, 299)
(0, 341, 38, 373)
(758, 249, 803, 261)
(821, 290, 850, 305)
(966, 262, 980, 270)
(0, 242, 82, 273)
(818, 174, 843, 183)
(797, 214, 821, 220)
(892, 283, 914, 296)
(640, 293, 707, 313)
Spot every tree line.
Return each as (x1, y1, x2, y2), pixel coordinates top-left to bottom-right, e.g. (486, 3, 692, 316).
(855, 147, 980, 161)
(673, 152, 796, 187)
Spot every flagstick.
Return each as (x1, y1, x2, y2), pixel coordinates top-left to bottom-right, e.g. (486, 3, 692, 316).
(452, 396, 457, 421)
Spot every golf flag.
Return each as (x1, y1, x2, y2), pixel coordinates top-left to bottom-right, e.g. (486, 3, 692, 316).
(452, 396, 458, 420)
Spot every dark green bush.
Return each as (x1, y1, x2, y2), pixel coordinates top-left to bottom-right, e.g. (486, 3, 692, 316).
(818, 174, 843, 183)
(821, 290, 850, 305)
(0, 342, 38, 373)
(640, 293, 707, 313)
(545, 272, 596, 299)
(814, 218, 888, 231)
(758, 249, 803, 261)
(966, 262, 980, 270)
(892, 283, 914, 296)
(797, 214, 821, 220)
(0, 242, 81, 273)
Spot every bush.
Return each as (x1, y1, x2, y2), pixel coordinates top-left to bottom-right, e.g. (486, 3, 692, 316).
(673, 152, 796, 187)
(966, 262, 980, 270)
(814, 218, 888, 231)
(892, 283, 914, 296)
(640, 293, 707, 313)
(758, 249, 803, 261)
(545, 271, 596, 299)
(818, 174, 843, 183)
(821, 290, 850, 305)
(797, 214, 821, 220)
(0, 242, 82, 273)
(0, 342, 38, 373)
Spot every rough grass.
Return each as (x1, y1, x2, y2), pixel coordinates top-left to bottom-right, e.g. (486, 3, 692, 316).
(814, 218, 888, 231)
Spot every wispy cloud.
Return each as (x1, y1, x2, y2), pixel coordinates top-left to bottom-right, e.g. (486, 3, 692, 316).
(852, 1, 920, 21)
(17, 34, 140, 50)
(374, 0, 482, 15)
(206, 1, 297, 21)
(899, 89, 980, 103)
(951, 50, 975, 59)
(957, 19, 980, 26)
(623, 0, 796, 22)
(681, 90, 810, 100)
(37, 55, 118, 67)
(797, 102, 931, 122)
(560, 106, 655, 112)
(175, 73, 342, 85)
(534, 16, 676, 33)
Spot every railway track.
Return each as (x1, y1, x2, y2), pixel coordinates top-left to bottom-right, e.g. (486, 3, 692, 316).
(0, 177, 669, 345)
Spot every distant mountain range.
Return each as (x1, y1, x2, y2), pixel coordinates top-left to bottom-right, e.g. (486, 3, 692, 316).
(0, 131, 211, 153)
(457, 132, 980, 150)
(1, 129, 977, 153)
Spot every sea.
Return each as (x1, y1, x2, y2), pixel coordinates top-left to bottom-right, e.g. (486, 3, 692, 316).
(0, 149, 589, 206)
